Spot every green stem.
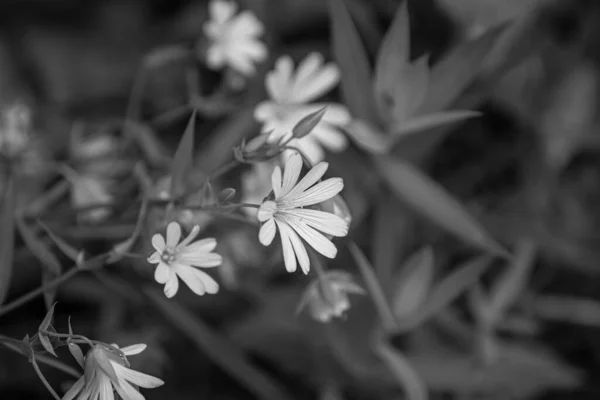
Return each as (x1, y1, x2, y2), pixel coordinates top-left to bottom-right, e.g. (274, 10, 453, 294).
(40, 331, 94, 347)
(0, 339, 80, 378)
(30, 345, 62, 400)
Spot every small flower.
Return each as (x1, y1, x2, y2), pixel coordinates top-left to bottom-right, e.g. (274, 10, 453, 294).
(62, 343, 164, 400)
(203, 0, 267, 75)
(147, 222, 222, 298)
(254, 53, 352, 163)
(298, 270, 365, 322)
(257, 153, 349, 274)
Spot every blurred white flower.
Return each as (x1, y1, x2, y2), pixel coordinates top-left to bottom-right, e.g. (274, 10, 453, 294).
(147, 221, 222, 298)
(0, 103, 30, 158)
(62, 343, 163, 400)
(298, 270, 364, 322)
(203, 0, 267, 75)
(254, 53, 352, 163)
(257, 153, 349, 274)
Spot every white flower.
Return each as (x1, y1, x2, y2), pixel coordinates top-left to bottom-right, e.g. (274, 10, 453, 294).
(257, 153, 349, 274)
(203, 0, 267, 75)
(62, 343, 163, 400)
(147, 222, 222, 298)
(254, 53, 352, 163)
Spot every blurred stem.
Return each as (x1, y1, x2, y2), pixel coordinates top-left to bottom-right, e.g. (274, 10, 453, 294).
(0, 338, 80, 378)
(29, 343, 62, 400)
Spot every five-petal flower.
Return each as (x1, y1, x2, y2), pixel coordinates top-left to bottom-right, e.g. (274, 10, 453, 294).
(203, 0, 267, 75)
(147, 222, 222, 298)
(257, 153, 349, 273)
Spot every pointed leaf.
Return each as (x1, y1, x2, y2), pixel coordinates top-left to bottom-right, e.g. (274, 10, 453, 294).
(200, 179, 216, 207)
(66, 315, 84, 365)
(377, 157, 508, 256)
(170, 110, 197, 198)
(38, 333, 57, 357)
(390, 55, 430, 122)
(374, 339, 429, 400)
(292, 107, 327, 139)
(374, 0, 411, 107)
(39, 302, 57, 331)
(37, 220, 80, 263)
(345, 119, 391, 154)
(390, 110, 481, 139)
(393, 246, 435, 320)
(16, 217, 61, 276)
(488, 239, 536, 324)
(0, 176, 15, 306)
(329, 0, 380, 123)
(419, 26, 504, 114)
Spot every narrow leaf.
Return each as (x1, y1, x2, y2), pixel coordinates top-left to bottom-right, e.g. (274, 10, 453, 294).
(329, 0, 380, 123)
(374, 339, 429, 400)
(16, 217, 61, 276)
(38, 333, 57, 357)
(390, 56, 430, 122)
(345, 119, 390, 154)
(488, 238, 536, 324)
(145, 287, 294, 400)
(292, 107, 327, 139)
(377, 157, 508, 256)
(170, 110, 197, 198)
(39, 303, 57, 331)
(419, 26, 504, 113)
(0, 176, 15, 306)
(348, 242, 398, 332)
(393, 246, 435, 320)
(390, 110, 481, 139)
(37, 220, 80, 263)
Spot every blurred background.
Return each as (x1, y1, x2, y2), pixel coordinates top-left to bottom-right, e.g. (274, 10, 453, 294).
(2, 0, 600, 399)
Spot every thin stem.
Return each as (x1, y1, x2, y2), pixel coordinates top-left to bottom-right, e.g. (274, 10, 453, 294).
(0, 339, 80, 378)
(40, 331, 94, 347)
(30, 345, 62, 400)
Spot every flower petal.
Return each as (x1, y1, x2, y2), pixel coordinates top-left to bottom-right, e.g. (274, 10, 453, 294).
(274, 220, 297, 273)
(282, 161, 328, 200)
(281, 215, 338, 259)
(114, 377, 145, 400)
(293, 53, 324, 90)
(271, 166, 282, 198)
(259, 218, 277, 245)
(290, 178, 344, 207)
(311, 124, 348, 152)
(179, 238, 217, 255)
(210, 0, 237, 24)
(147, 252, 161, 264)
(257, 200, 277, 222)
(283, 222, 311, 274)
(120, 344, 147, 356)
(230, 11, 264, 37)
(163, 272, 179, 298)
(280, 152, 303, 197)
(61, 376, 84, 400)
(292, 61, 340, 103)
(178, 252, 223, 268)
(166, 222, 182, 247)
(287, 208, 349, 237)
(266, 55, 293, 101)
(151, 234, 165, 253)
(154, 262, 171, 284)
(254, 101, 277, 123)
(177, 225, 200, 249)
(175, 264, 219, 295)
(112, 363, 164, 389)
(97, 372, 115, 400)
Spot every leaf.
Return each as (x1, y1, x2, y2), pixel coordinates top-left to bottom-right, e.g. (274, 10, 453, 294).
(419, 26, 504, 113)
(200, 179, 216, 207)
(374, 0, 411, 108)
(143, 44, 188, 69)
(393, 246, 435, 320)
(145, 287, 294, 400)
(39, 303, 57, 331)
(374, 339, 429, 400)
(389, 56, 430, 121)
(292, 107, 327, 139)
(37, 220, 80, 263)
(487, 238, 536, 325)
(37, 333, 57, 357)
(16, 217, 61, 276)
(348, 242, 398, 332)
(345, 119, 390, 154)
(106, 198, 149, 264)
(396, 255, 492, 332)
(170, 110, 197, 198)
(0, 176, 15, 306)
(377, 156, 508, 256)
(390, 110, 481, 139)
(329, 0, 380, 124)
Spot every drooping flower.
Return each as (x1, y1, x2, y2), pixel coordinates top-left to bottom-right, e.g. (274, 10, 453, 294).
(257, 153, 349, 274)
(62, 343, 163, 400)
(297, 270, 364, 322)
(147, 222, 222, 298)
(254, 53, 352, 163)
(203, 0, 267, 75)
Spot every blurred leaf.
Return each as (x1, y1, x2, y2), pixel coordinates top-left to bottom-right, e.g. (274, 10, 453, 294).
(127, 120, 170, 167)
(348, 242, 398, 332)
(37, 220, 81, 263)
(171, 110, 197, 198)
(0, 176, 15, 306)
(390, 110, 480, 138)
(377, 157, 507, 256)
(487, 238, 536, 325)
(200, 179, 216, 207)
(374, 339, 429, 400)
(393, 246, 435, 320)
(329, 0, 380, 123)
(396, 255, 492, 332)
(419, 26, 504, 114)
(146, 287, 294, 400)
(530, 296, 600, 327)
(374, 0, 410, 111)
(16, 217, 61, 276)
(143, 45, 189, 69)
(345, 119, 390, 154)
(372, 195, 400, 284)
(390, 56, 430, 122)
(292, 106, 327, 139)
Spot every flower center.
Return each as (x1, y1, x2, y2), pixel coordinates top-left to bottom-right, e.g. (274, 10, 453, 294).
(160, 248, 177, 265)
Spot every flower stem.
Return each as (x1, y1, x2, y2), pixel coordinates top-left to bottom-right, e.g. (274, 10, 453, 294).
(29, 344, 62, 400)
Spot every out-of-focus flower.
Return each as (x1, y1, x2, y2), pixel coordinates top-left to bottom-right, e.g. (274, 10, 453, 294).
(62, 343, 163, 400)
(0, 102, 45, 175)
(61, 166, 114, 223)
(147, 221, 222, 298)
(257, 153, 349, 274)
(298, 270, 364, 322)
(203, 0, 267, 75)
(254, 53, 352, 163)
